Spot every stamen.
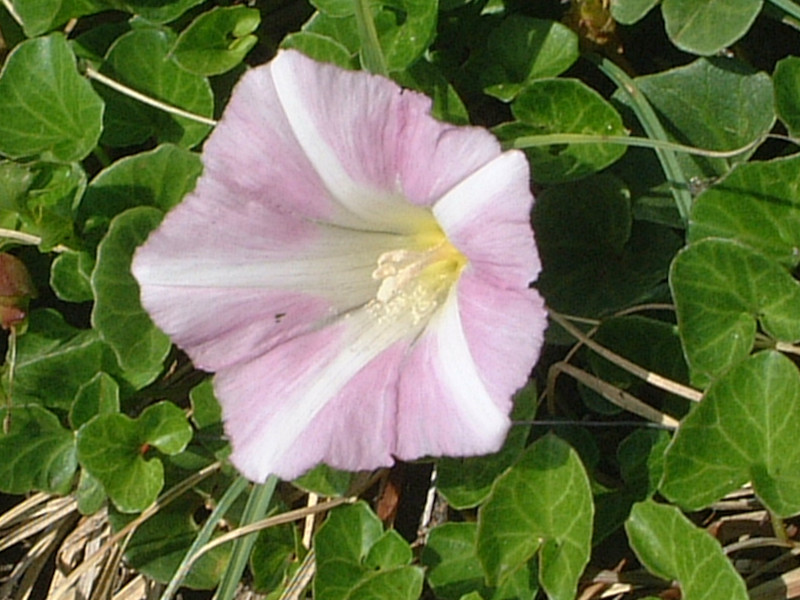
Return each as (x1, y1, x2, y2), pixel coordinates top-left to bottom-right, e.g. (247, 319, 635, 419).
(368, 234, 466, 324)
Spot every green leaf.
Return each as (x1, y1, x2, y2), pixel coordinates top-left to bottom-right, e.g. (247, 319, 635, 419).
(314, 502, 424, 600)
(617, 58, 774, 180)
(114, 0, 207, 24)
(424, 523, 538, 600)
(293, 463, 356, 497)
(376, 0, 438, 72)
(391, 58, 470, 125)
(669, 238, 800, 386)
(251, 518, 302, 593)
(10, 0, 107, 39)
(189, 378, 221, 429)
(50, 250, 95, 303)
(480, 16, 579, 101)
(70, 371, 121, 429)
(610, 0, 659, 24)
(689, 154, 800, 268)
(11, 309, 108, 411)
(662, 0, 762, 56)
(437, 384, 537, 509)
(109, 493, 231, 588)
(476, 434, 593, 600)
(775, 57, 800, 137)
(502, 78, 627, 183)
(307, 0, 436, 72)
(0, 404, 77, 494)
(79, 144, 202, 234)
(91, 207, 171, 388)
(77, 400, 192, 512)
(0, 161, 86, 251)
(99, 28, 213, 148)
(280, 31, 355, 69)
(661, 351, 800, 517)
(0, 33, 104, 162)
(172, 6, 261, 76)
(76, 468, 106, 515)
(626, 500, 748, 600)
(618, 428, 671, 499)
(533, 174, 681, 317)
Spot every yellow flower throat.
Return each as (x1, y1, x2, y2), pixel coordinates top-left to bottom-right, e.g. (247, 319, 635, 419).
(368, 225, 466, 325)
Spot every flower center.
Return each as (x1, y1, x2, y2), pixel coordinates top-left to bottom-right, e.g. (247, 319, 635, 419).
(368, 226, 466, 325)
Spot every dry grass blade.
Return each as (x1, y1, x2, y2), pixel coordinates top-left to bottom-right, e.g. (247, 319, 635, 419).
(0, 503, 79, 600)
(749, 564, 800, 600)
(549, 311, 704, 403)
(0, 495, 77, 553)
(550, 361, 680, 429)
(49, 461, 221, 600)
(49, 509, 110, 600)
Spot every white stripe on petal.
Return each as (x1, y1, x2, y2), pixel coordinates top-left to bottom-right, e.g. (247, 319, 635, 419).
(395, 287, 510, 460)
(269, 52, 432, 231)
(433, 150, 539, 288)
(219, 306, 423, 482)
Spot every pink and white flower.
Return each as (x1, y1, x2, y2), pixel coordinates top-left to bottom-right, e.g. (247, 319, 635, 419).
(132, 50, 547, 482)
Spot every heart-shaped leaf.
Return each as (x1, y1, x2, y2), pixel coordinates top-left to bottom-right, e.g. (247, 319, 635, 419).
(661, 351, 800, 517)
(0, 33, 103, 162)
(99, 29, 213, 148)
(314, 502, 424, 600)
(477, 434, 593, 600)
(661, 0, 763, 56)
(501, 78, 627, 183)
(91, 207, 171, 388)
(626, 500, 748, 600)
(0, 404, 77, 494)
(172, 6, 261, 76)
(689, 154, 800, 268)
(77, 401, 192, 512)
(670, 238, 800, 386)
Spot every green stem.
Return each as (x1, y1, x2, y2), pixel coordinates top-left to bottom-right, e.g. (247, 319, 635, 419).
(506, 133, 764, 159)
(588, 54, 693, 224)
(160, 476, 249, 600)
(213, 475, 279, 600)
(353, 0, 388, 76)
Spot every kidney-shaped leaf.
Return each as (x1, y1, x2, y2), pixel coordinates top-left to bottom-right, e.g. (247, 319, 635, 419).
(661, 0, 762, 56)
(0, 404, 77, 495)
(504, 78, 627, 183)
(477, 434, 593, 600)
(77, 401, 192, 513)
(661, 351, 800, 517)
(670, 238, 800, 386)
(626, 500, 748, 600)
(689, 155, 800, 268)
(620, 58, 774, 181)
(313, 502, 423, 600)
(91, 207, 171, 388)
(172, 6, 261, 76)
(99, 29, 213, 148)
(80, 144, 202, 229)
(0, 33, 103, 162)
(481, 16, 578, 101)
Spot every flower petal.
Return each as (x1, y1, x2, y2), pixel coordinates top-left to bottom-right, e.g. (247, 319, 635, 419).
(216, 310, 417, 481)
(395, 290, 511, 461)
(269, 51, 504, 215)
(457, 269, 547, 403)
(132, 175, 421, 370)
(434, 150, 540, 288)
